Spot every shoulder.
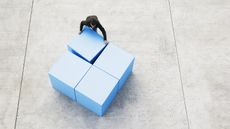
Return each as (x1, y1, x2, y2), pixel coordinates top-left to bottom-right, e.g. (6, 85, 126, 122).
(81, 20, 88, 25)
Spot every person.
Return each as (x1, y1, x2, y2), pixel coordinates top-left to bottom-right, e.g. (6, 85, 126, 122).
(79, 15, 109, 44)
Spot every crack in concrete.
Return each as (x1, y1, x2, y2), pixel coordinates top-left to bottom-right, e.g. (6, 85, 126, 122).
(14, 0, 35, 129)
(166, 0, 191, 129)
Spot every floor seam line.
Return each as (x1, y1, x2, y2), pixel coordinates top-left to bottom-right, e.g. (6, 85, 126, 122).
(167, 0, 191, 129)
(14, 0, 34, 129)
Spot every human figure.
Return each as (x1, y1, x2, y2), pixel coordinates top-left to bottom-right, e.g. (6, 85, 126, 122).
(79, 15, 109, 44)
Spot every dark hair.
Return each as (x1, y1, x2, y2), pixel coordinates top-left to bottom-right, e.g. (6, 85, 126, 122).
(90, 18, 98, 26)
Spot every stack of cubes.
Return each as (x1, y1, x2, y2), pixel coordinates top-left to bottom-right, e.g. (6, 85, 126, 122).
(48, 27, 135, 116)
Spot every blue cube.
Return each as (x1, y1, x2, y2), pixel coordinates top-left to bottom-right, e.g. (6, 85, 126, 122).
(94, 43, 135, 90)
(67, 26, 107, 64)
(75, 66, 119, 116)
(48, 52, 92, 100)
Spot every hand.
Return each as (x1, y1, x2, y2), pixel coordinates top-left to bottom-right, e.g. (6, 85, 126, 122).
(104, 40, 109, 44)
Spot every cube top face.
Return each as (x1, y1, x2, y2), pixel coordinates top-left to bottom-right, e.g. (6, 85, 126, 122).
(75, 66, 118, 105)
(94, 43, 135, 79)
(67, 27, 106, 63)
(49, 52, 92, 88)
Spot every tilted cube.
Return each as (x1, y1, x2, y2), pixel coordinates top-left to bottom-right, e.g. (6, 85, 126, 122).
(94, 43, 135, 90)
(75, 66, 119, 116)
(48, 52, 92, 100)
(67, 26, 107, 64)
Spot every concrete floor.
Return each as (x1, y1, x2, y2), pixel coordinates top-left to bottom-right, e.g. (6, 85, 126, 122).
(0, 0, 230, 129)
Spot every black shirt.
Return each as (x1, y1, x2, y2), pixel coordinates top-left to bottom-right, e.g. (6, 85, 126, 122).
(80, 15, 107, 40)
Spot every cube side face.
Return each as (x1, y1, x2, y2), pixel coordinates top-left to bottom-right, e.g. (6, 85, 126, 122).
(118, 58, 135, 90)
(75, 66, 118, 116)
(48, 52, 92, 100)
(75, 90, 102, 115)
(101, 83, 118, 115)
(67, 45, 89, 63)
(49, 74, 75, 100)
(90, 45, 107, 64)
(67, 27, 106, 64)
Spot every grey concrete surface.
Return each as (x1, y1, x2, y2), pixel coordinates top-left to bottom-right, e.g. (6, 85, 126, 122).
(0, 0, 229, 129)
(170, 0, 230, 129)
(0, 0, 32, 129)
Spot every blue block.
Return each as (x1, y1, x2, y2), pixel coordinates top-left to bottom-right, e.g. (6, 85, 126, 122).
(75, 66, 119, 116)
(48, 52, 92, 100)
(67, 26, 107, 64)
(94, 43, 135, 90)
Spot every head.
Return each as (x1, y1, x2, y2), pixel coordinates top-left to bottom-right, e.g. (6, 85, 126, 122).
(89, 19, 98, 28)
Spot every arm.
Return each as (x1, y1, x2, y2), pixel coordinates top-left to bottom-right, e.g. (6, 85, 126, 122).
(97, 22, 107, 41)
(80, 20, 87, 31)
